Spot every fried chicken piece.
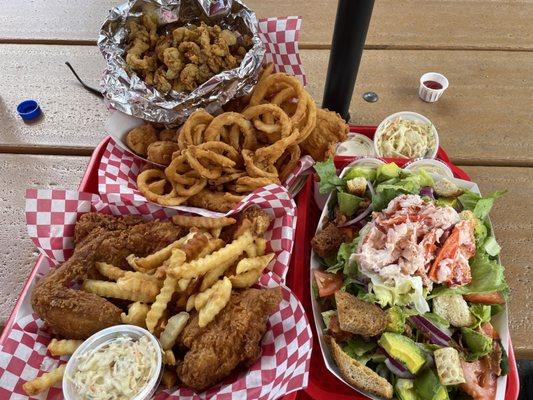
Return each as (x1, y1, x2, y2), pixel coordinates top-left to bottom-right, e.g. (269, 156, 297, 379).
(74, 213, 144, 244)
(177, 288, 282, 391)
(311, 222, 346, 258)
(31, 218, 183, 339)
(300, 108, 348, 161)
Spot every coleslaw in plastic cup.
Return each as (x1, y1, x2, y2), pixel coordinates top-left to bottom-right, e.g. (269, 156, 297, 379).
(63, 325, 163, 400)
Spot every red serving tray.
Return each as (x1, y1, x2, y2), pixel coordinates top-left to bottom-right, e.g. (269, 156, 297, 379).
(286, 126, 520, 400)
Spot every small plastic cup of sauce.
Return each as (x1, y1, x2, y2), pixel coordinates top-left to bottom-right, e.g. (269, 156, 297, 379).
(419, 72, 449, 103)
(63, 325, 163, 400)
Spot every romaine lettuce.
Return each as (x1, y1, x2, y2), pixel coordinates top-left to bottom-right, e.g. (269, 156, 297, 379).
(458, 190, 506, 220)
(314, 157, 344, 194)
(338, 192, 362, 217)
(461, 327, 493, 360)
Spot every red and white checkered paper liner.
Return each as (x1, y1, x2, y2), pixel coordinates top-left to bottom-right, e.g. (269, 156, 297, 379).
(257, 16, 306, 86)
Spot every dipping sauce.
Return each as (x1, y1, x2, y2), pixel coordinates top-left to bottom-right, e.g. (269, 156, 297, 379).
(423, 80, 443, 90)
(69, 335, 158, 400)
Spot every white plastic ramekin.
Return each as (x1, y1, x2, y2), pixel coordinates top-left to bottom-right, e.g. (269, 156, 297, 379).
(63, 325, 163, 400)
(418, 72, 449, 103)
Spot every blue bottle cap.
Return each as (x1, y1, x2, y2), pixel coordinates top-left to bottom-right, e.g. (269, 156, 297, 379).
(17, 100, 42, 121)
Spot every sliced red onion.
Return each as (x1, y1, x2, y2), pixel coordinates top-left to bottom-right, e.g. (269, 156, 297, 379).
(384, 355, 415, 379)
(339, 206, 372, 227)
(420, 186, 434, 199)
(409, 316, 452, 347)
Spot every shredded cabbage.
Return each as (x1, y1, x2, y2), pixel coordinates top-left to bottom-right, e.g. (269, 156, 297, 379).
(377, 117, 436, 159)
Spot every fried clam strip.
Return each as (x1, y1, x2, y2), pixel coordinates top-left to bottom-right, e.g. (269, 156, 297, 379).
(169, 231, 253, 279)
(171, 214, 236, 229)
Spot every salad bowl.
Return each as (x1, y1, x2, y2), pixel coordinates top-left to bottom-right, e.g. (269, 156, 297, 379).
(310, 159, 509, 400)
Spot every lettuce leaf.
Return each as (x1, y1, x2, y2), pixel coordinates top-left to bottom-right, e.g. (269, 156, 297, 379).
(469, 304, 492, 328)
(314, 157, 344, 194)
(432, 251, 508, 297)
(458, 190, 506, 220)
(325, 237, 359, 274)
(343, 337, 376, 365)
(483, 236, 501, 257)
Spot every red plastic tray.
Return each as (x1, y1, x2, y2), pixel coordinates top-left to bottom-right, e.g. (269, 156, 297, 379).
(286, 126, 519, 400)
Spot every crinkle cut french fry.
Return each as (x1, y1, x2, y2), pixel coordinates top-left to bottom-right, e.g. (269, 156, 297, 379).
(244, 243, 257, 258)
(180, 231, 210, 260)
(159, 312, 189, 350)
(23, 364, 65, 396)
(200, 257, 235, 292)
(196, 238, 225, 259)
(211, 227, 222, 239)
(128, 237, 186, 272)
(163, 349, 176, 365)
(169, 231, 253, 279)
(82, 279, 158, 303)
(255, 238, 267, 256)
(121, 302, 150, 327)
(47, 339, 83, 356)
(171, 214, 236, 228)
(146, 276, 178, 332)
(186, 294, 196, 312)
(229, 268, 263, 288)
(236, 253, 275, 274)
(195, 277, 232, 327)
(95, 262, 125, 280)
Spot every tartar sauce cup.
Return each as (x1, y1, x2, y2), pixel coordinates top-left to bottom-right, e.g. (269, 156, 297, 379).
(419, 72, 449, 103)
(405, 158, 454, 179)
(63, 325, 163, 400)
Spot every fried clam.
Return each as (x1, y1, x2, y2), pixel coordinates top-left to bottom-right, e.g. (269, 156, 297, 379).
(126, 124, 158, 156)
(147, 141, 181, 165)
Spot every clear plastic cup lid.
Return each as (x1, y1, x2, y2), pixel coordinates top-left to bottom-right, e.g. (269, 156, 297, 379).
(404, 158, 454, 178)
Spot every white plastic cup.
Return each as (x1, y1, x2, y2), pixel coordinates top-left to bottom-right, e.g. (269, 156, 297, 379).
(419, 72, 449, 103)
(63, 325, 163, 400)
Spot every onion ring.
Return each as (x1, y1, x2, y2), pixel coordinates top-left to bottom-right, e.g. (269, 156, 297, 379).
(204, 112, 256, 151)
(242, 104, 292, 139)
(233, 176, 280, 193)
(178, 109, 213, 150)
(137, 169, 188, 206)
(242, 149, 278, 179)
(276, 144, 301, 182)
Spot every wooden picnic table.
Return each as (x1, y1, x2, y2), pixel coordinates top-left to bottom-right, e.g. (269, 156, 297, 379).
(0, 0, 531, 359)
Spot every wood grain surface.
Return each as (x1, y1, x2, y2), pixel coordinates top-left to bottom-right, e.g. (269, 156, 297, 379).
(463, 166, 533, 359)
(1, 44, 532, 166)
(0, 1, 532, 50)
(0, 154, 89, 324)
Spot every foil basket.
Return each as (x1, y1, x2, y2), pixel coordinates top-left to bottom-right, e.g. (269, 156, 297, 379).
(98, 0, 265, 125)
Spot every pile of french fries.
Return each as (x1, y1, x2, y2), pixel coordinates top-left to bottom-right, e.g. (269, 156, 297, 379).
(23, 213, 274, 395)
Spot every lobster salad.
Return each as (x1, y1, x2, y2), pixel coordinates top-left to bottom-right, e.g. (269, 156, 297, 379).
(311, 159, 509, 400)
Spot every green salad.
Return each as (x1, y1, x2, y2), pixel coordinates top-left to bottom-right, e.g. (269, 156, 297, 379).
(311, 159, 508, 400)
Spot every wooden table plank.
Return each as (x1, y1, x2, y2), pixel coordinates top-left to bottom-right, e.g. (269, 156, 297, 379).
(303, 49, 533, 166)
(0, 45, 107, 154)
(0, 154, 89, 325)
(1, 45, 532, 166)
(461, 166, 533, 359)
(1, 1, 532, 50)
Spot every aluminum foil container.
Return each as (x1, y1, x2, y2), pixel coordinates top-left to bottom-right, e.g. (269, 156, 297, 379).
(98, 0, 265, 125)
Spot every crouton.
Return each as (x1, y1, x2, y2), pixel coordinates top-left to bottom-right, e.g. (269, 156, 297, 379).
(311, 223, 345, 258)
(346, 177, 367, 196)
(335, 291, 388, 337)
(434, 347, 466, 385)
(434, 178, 463, 198)
(432, 294, 474, 327)
(326, 335, 393, 399)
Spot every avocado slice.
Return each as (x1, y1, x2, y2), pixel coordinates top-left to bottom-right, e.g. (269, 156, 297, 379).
(385, 307, 406, 334)
(435, 197, 459, 209)
(378, 332, 426, 374)
(338, 192, 362, 217)
(344, 166, 376, 182)
(395, 378, 420, 400)
(415, 368, 449, 400)
(376, 163, 401, 182)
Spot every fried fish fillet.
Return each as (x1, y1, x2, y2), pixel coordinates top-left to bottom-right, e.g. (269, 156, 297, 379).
(31, 215, 183, 339)
(177, 287, 282, 391)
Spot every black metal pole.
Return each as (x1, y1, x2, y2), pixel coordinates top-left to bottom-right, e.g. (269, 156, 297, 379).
(322, 0, 375, 121)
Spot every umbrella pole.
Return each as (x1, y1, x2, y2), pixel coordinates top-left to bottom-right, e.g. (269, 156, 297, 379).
(322, 0, 375, 121)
